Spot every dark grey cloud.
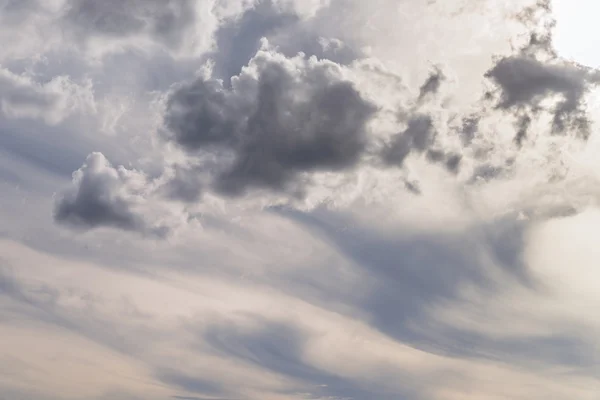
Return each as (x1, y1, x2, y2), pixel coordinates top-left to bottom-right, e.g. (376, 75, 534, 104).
(486, 58, 579, 110)
(54, 152, 168, 237)
(445, 153, 462, 173)
(404, 179, 422, 195)
(485, 55, 600, 135)
(514, 112, 532, 147)
(426, 149, 462, 173)
(382, 114, 437, 167)
(164, 51, 377, 197)
(164, 78, 242, 150)
(483, 0, 600, 138)
(418, 66, 445, 101)
(64, 0, 196, 47)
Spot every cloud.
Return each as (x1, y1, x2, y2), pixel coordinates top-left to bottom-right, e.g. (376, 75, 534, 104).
(482, 0, 600, 140)
(514, 112, 532, 146)
(63, 0, 202, 52)
(53, 152, 169, 237)
(426, 149, 462, 173)
(158, 165, 204, 203)
(0, 67, 94, 124)
(485, 54, 600, 135)
(208, 0, 359, 82)
(164, 48, 377, 197)
(382, 114, 437, 167)
(455, 115, 479, 145)
(418, 65, 445, 101)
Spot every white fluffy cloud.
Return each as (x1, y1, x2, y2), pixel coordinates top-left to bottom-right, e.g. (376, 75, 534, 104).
(2, 0, 600, 399)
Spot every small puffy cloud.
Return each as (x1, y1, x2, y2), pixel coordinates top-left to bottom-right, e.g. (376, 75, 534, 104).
(164, 48, 377, 197)
(514, 112, 532, 146)
(54, 152, 170, 237)
(418, 65, 445, 101)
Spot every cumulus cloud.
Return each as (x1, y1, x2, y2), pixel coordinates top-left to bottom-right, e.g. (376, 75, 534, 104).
(54, 152, 170, 237)
(485, 55, 600, 135)
(47, 0, 600, 223)
(164, 48, 377, 197)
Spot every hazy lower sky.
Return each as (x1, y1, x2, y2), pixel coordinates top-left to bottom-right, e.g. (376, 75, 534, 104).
(1, 1, 600, 399)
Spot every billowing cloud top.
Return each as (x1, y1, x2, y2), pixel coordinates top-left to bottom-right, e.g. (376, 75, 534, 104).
(164, 48, 377, 196)
(2, 0, 600, 399)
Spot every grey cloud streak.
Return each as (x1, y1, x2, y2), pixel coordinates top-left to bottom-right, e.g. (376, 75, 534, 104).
(270, 207, 600, 376)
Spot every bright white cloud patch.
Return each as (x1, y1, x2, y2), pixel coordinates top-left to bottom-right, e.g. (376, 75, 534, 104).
(1, 0, 600, 399)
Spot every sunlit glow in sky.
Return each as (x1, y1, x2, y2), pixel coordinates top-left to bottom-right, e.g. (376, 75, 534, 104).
(553, 0, 600, 67)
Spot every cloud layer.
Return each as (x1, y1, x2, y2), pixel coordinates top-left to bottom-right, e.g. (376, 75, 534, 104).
(2, 0, 600, 399)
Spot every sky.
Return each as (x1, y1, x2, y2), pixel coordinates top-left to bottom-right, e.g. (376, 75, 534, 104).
(1, 0, 600, 399)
